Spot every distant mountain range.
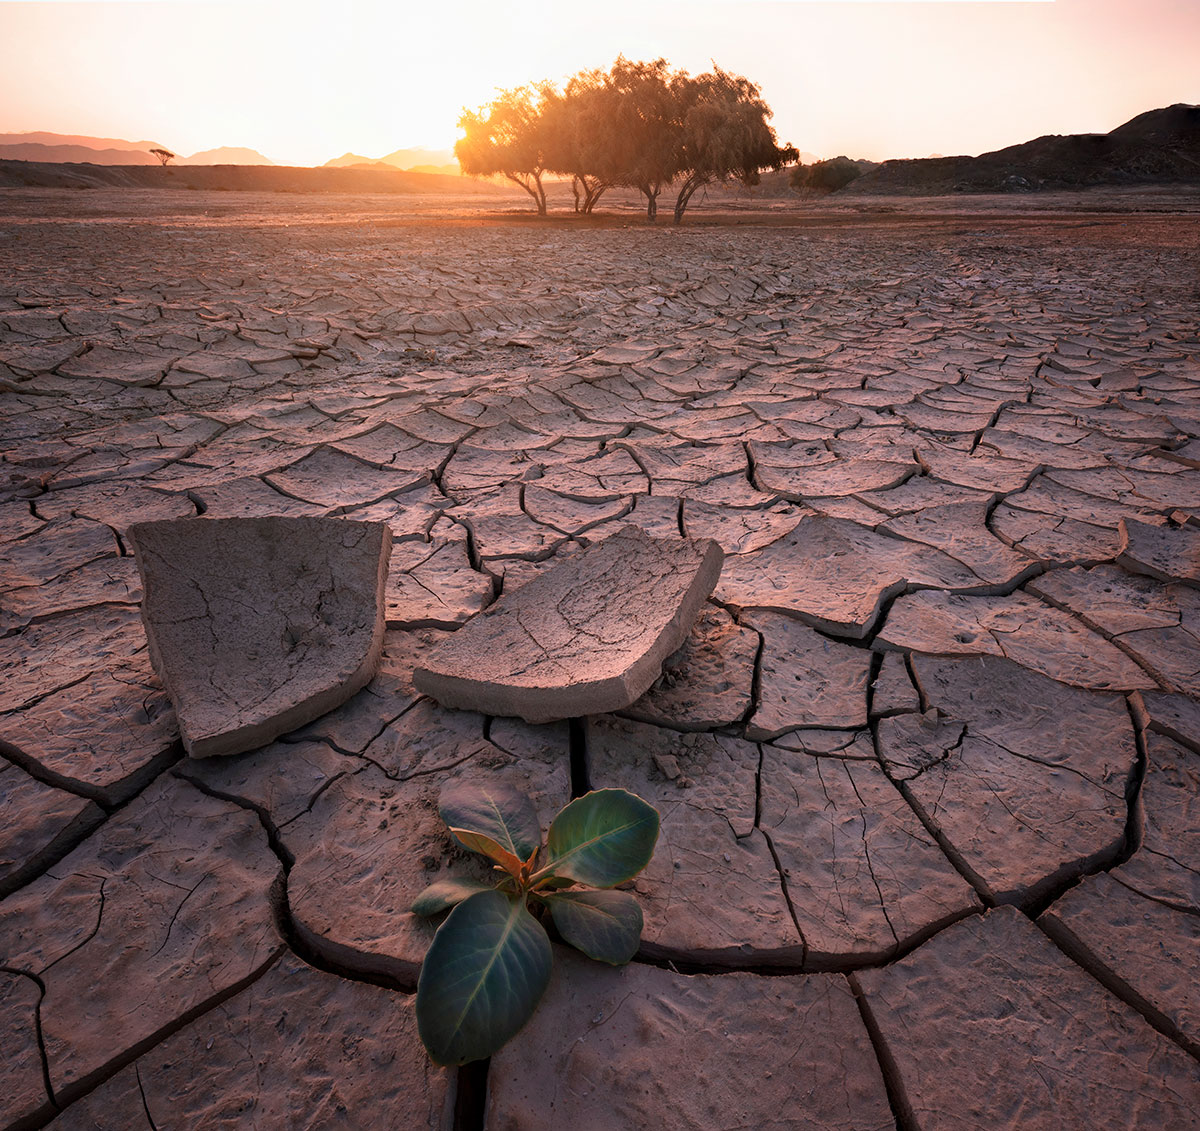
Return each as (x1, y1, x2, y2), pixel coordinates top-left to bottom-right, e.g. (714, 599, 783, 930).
(0, 133, 463, 171)
(324, 147, 460, 176)
(844, 104, 1200, 194)
(0, 130, 164, 152)
(0, 133, 276, 166)
(178, 147, 275, 166)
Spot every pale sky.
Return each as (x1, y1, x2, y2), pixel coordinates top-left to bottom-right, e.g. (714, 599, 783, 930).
(0, 0, 1197, 166)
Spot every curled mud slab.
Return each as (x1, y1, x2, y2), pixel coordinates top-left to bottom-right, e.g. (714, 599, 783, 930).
(130, 515, 391, 757)
(2, 189, 1199, 1128)
(412, 525, 724, 723)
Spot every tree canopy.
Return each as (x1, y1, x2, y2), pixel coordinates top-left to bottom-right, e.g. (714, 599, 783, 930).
(455, 58, 795, 223)
(455, 84, 559, 215)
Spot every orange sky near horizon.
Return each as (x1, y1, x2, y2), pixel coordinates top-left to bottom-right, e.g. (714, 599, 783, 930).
(0, 0, 1197, 167)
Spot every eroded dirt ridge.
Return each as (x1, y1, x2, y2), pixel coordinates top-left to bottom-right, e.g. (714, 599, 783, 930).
(1, 196, 1199, 1129)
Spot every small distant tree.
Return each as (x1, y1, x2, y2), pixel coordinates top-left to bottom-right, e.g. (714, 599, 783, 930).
(671, 68, 796, 224)
(456, 84, 557, 215)
(150, 147, 175, 167)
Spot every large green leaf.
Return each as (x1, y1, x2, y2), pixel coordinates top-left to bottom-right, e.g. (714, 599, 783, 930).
(545, 889, 643, 965)
(439, 781, 541, 862)
(544, 789, 660, 888)
(411, 878, 495, 917)
(416, 890, 552, 1066)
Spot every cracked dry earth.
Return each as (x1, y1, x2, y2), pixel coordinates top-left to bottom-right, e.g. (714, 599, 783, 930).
(2, 188, 1200, 1130)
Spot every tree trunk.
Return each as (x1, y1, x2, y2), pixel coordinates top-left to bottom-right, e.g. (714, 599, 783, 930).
(571, 176, 584, 214)
(505, 171, 548, 216)
(583, 180, 609, 213)
(640, 183, 659, 222)
(673, 173, 709, 225)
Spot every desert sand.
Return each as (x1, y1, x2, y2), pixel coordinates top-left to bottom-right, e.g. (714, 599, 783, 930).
(1, 185, 1199, 1129)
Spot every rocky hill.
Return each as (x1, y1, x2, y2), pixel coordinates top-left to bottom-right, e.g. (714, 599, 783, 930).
(845, 104, 1200, 194)
(0, 131, 167, 165)
(0, 141, 162, 165)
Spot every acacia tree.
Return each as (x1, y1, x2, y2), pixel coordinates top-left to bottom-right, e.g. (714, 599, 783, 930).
(671, 68, 797, 224)
(603, 57, 682, 222)
(453, 60, 796, 222)
(552, 68, 616, 214)
(150, 147, 175, 166)
(455, 84, 558, 215)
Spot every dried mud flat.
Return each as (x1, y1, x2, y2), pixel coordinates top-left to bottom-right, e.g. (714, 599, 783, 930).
(2, 187, 1200, 1130)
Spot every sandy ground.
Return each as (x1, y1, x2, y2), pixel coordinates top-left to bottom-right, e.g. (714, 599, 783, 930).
(1, 187, 1199, 1129)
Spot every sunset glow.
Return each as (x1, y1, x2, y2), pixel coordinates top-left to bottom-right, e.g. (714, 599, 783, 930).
(0, 0, 1195, 166)
(1, 0, 1198, 165)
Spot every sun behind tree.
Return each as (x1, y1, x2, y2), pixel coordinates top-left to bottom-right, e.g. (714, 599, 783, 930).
(455, 59, 795, 223)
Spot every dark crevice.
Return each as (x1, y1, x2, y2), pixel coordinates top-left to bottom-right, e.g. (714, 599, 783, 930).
(453, 1057, 490, 1131)
(0, 802, 107, 902)
(742, 438, 760, 494)
(568, 717, 590, 798)
(757, 827, 810, 970)
(277, 769, 356, 830)
(752, 742, 764, 830)
(731, 617, 764, 728)
(0, 964, 58, 1125)
(1019, 694, 1148, 921)
(0, 672, 94, 721)
(0, 736, 183, 809)
(270, 871, 414, 993)
(903, 651, 928, 713)
(872, 696, 1147, 924)
(447, 515, 485, 574)
(31, 975, 58, 1119)
(40, 879, 108, 978)
(1026, 581, 1173, 691)
(134, 1063, 159, 1131)
(173, 769, 415, 995)
(34, 951, 283, 1131)
(0, 744, 185, 904)
(846, 972, 918, 1131)
(1107, 869, 1200, 918)
(867, 716, 998, 907)
(172, 768, 295, 868)
(632, 949, 819, 977)
(1036, 916, 1200, 1063)
(362, 745, 479, 786)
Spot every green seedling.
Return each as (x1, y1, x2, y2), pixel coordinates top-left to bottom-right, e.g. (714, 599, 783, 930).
(412, 781, 660, 1066)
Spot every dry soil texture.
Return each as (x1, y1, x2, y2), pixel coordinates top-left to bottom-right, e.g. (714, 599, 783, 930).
(1, 188, 1199, 1129)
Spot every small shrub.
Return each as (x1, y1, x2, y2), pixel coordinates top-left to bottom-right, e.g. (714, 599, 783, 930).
(412, 782, 660, 1065)
(791, 156, 869, 193)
